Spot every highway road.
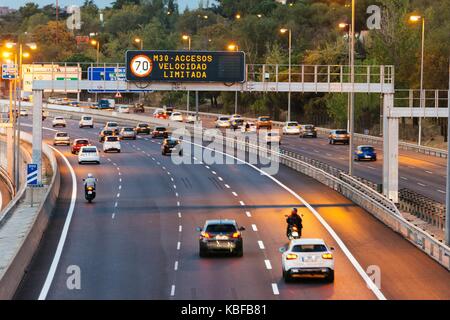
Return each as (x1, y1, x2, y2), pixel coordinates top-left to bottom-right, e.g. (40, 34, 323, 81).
(13, 115, 450, 300)
(198, 116, 447, 203)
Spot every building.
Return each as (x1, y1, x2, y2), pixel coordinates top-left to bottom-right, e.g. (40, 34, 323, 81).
(0, 7, 16, 16)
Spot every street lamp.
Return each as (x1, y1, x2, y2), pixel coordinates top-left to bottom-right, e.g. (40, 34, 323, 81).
(235, 13, 241, 20)
(90, 39, 100, 64)
(134, 37, 143, 50)
(182, 35, 192, 113)
(347, 0, 356, 176)
(280, 28, 292, 122)
(227, 43, 240, 114)
(409, 14, 425, 146)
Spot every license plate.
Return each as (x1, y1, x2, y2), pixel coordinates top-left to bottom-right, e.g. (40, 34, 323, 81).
(365, 155, 371, 158)
(216, 235, 229, 240)
(88, 191, 93, 194)
(302, 256, 315, 262)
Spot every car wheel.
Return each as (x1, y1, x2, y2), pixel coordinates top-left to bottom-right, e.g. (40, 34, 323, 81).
(97, 161, 100, 164)
(326, 270, 335, 283)
(199, 247, 208, 258)
(91, 126, 94, 128)
(283, 269, 292, 283)
(235, 247, 243, 257)
(118, 150, 121, 153)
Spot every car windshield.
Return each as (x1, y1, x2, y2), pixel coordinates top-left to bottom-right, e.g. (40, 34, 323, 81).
(123, 128, 134, 131)
(219, 117, 229, 121)
(156, 127, 166, 132)
(102, 131, 113, 135)
(166, 139, 178, 145)
(172, 113, 181, 116)
(83, 117, 92, 120)
(106, 136, 119, 142)
(288, 122, 298, 126)
(138, 124, 148, 128)
(205, 224, 237, 233)
(335, 130, 348, 134)
(304, 125, 315, 130)
(56, 133, 68, 137)
(107, 123, 118, 127)
(55, 117, 64, 120)
(361, 147, 374, 152)
(76, 140, 88, 145)
(260, 117, 270, 121)
(291, 244, 328, 253)
(82, 147, 97, 153)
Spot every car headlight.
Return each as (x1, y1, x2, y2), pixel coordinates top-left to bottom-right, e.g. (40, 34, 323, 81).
(357, 151, 363, 155)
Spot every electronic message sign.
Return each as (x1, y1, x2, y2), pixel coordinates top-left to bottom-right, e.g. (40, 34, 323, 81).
(126, 50, 245, 83)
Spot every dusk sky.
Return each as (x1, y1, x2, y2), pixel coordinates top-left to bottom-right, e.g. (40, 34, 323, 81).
(6, 0, 201, 10)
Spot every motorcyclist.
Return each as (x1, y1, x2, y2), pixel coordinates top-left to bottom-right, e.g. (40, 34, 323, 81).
(286, 208, 303, 238)
(83, 173, 97, 190)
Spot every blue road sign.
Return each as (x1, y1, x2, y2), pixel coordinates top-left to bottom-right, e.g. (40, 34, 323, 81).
(87, 67, 148, 93)
(2, 64, 17, 80)
(27, 164, 38, 186)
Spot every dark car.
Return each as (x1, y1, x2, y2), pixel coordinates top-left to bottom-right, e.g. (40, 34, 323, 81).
(354, 145, 377, 161)
(329, 129, 349, 145)
(134, 103, 145, 113)
(299, 124, 317, 138)
(135, 123, 150, 135)
(197, 220, 245, 257)
(71, 138, 90, 154)
(161, 137, 183, 156)
(99, 129, 114, 142)
(152, 126, 169, 139)
(230, 118, 245, 130)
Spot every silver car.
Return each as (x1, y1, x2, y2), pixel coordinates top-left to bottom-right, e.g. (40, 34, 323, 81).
(120, 127, 137, 140)
(53, 132, 70, 146)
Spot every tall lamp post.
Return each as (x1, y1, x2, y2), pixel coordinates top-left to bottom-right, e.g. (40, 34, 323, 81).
(339, 22, 351, 132)
(280, 28, 292, 122)
(90, 39, 100, 102)
(227, 43, 239, 115)
(446, 60, 450, 245)
(182, 35, 192, 112)
(409, 15, 425, 146)
(348, 0, 356, 176)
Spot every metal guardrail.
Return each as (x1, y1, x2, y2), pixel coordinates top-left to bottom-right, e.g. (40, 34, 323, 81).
(0, 166, 14, 198)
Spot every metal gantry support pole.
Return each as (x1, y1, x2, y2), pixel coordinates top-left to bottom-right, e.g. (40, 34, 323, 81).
(288, 29, 292, 122)
(348, 0, 355, 176)
(234, 90, 238, 114)
(14, 44, 23, 191)
(195, 90, 199, 123)
(32, 89, 43, 185)
(445, 60, 450, 245)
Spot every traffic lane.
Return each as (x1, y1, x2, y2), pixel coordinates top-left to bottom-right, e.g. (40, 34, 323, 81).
(281, 135, 446, 202)
(271, 164, 450, 300)
(129, 137, 279, 300)
(14, 150, 73, 299)
(201, 162, 377, 300)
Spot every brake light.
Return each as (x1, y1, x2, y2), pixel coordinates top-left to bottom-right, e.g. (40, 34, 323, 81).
(87, 186, 93, 191)
(201, 232, 210, 238)
(286, 254, 298, 260)
(232, 232, 240, 238)
(292, 226, 298, 231)
(322, 253, 333, 260)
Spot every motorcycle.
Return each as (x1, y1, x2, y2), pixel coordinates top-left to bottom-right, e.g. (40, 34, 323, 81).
(85, 185, 96, 203)
(287, 224, 301, 240)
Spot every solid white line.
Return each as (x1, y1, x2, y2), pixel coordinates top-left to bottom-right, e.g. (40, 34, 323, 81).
(170, 285, 176, 296)
(177, 242, 181, 250)
(174, 261, 179, 271)
(252, 224, 258, 231)
(438, 189, 446, 194)
(240, 201, 245, 206)
(258, 240, 265, 249)
(39, 146, 77, 300)
(264, 260, 272, 270)
(232, 192, 238, 197)
(188, 140, 386, 300)
(271, 283, 279, 295)
(246, 211, 252, 217)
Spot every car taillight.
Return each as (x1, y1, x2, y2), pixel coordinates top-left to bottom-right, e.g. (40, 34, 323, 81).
(87, 186, 93, 191)
(322, 253, 333, 260)
(201, 232, 210, 238)
(286, 254, 298, 260)
(232, 232, 240, 238)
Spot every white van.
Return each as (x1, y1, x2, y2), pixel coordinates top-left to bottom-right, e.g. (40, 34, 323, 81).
(79, 115, 94, 128)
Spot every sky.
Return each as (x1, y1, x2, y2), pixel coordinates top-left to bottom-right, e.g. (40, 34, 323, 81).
(4, 0, 201, 10)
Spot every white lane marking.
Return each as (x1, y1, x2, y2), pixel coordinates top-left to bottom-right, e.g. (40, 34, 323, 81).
(112, 213, 115, 219)
(118, 185, 122, 190)
(175, 192, 179, 197)
(232, 192, 238, 197)
(117, 193, 120, 198)
(246, 211, 252, 217)
(162, 166, 166, 170)
(205, 165, 210, 169)
(113, 162, 117, 166)
(178, 212, 182, 218)
(367, 166, 376, 170)
(107, 158, 112, 162)
(240, 201, 245, 206)
(418, 183, 427, 187)
(152, 157, 155, 161)
(171, 177, 174, 182)
(157, 162, 161, 165)
(115, 202, 118, 208)
(118, 172, 121, 176)
(211, 171, 217, 175)
(438, 189, 446, 194)
(224, 184, 230, 189)
(177, 242, 181, 250)
(188, 140, 387, 300)
(39, 146, 77, 300)
(177, 201, 180, 207)
(116, 167, 120, 171)
(174, 261, 179, 271)
(401, 176, 408, 181)
(264, 260, 272, 270)
(425, 171, 433, 174)
(252, 224, 258, 231)
(258, 240, 265, 249)
(179, 225, 182, 232)
(170, 285, 176, 296)
(218, 177, 223, 181)
(167, 172, 171, 175)
(119, 178, 122, 182)
(271, 283, 279, 295)
(173, 185, 177, 189)
(193, 157, 198, 161)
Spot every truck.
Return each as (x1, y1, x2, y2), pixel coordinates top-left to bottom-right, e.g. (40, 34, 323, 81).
(98, 99, 115, 110)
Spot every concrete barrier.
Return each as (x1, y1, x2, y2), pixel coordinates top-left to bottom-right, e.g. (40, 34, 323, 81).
(0, 131, 59, 300)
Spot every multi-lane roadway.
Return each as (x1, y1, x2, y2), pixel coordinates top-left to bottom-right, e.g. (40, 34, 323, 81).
(13, 114, 450, 300)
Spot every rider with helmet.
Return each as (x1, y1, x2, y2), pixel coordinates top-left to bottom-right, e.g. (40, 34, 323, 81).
(286, 208, 303, 238)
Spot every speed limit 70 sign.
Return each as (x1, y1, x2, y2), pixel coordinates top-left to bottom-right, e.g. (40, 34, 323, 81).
(129, 54, 153, 78)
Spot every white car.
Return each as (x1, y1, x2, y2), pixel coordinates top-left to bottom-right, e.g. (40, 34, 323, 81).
(104, 121, 120, 134)
(52, 116, 66, 127)
(78, 146, 100, 164)
(241, 121, 257, 133)
(215, 116, 231, 128)
(169, 112, 184, 122)
(79, 115, 94, 128)
(230, 114, 242, 122)
(103, 136, 121, 153)
(53, 132, 70, 146)
(265, 131, 281, 144)
(117, 105, 130, 113)
(282, 121, 300, 135)
(186, 114, 197, 123)
(19, 109, 28, 117)
(281, 238, 335, 283)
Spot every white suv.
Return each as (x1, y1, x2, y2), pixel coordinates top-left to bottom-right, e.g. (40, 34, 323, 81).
(78, 146, 100, 164)
(103, 136, 121, 153)
(281, 238, 335, 283)
(52, 116, 66, 127)
(215, 116, 231, 128)
(79, 115, 94, 128)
